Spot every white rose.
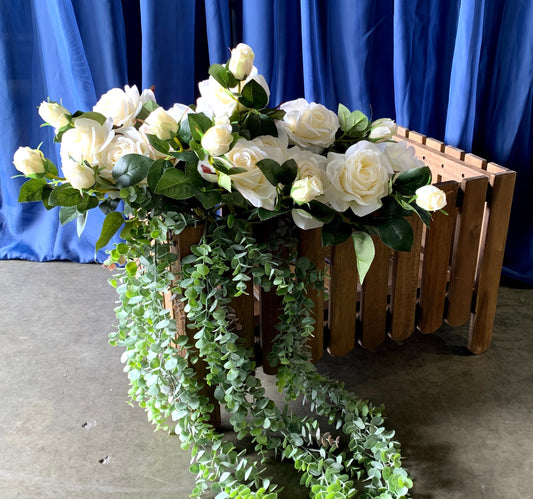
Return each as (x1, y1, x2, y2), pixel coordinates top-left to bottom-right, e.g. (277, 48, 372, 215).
(144, 107, 178, 140)
(99, 127, 153, 181)
(278, 98, 339, 152)
(38, 101, 70, 131)
(291, 209, 323, 230)
(379, 141, 426, 172)
(415, 185, 447, 211)
(226, 137, 287, 210)
(166, 103, 191, 124)
(93, 85, 143, 128)
(61, 159, 95, 189)
(369, 118, 398, 140)
(13, 147, 46, 175)
(197, 160, 218, 183)
(228, 43, 255, 80)
(291, 177, 324, 204)
(140, 87, 157, 105)
(325, 141, 394, 217)
(197, 76, 239, 119)
(201, 123, 233, 156)
(288, 147, 328, 185)
(60, 117, 114, 167)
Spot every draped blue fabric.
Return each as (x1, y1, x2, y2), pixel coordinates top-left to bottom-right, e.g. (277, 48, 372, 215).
(1, 0, 532, 283)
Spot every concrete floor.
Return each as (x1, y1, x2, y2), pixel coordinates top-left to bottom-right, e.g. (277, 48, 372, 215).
(1, 259, 532, 499)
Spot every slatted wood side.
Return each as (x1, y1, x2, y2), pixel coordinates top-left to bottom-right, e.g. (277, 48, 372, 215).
(389, 215, 424, 341)
(418, 181, 459, 334)
(327, 238, 358, 356)
(230, 281, 255, 351)
(468, 164, 516, 353)
(359, 237, 391, 349)
(170, 225, 221, 427)
(298, 228, 326, 362)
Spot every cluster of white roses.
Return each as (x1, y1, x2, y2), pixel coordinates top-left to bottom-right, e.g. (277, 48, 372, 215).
(13, 42, 446, 230)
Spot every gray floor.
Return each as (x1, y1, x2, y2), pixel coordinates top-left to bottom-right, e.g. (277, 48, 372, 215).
(1, 260, 532, 499)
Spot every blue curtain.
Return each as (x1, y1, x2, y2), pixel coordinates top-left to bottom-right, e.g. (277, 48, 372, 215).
(1, 0, 533, 283)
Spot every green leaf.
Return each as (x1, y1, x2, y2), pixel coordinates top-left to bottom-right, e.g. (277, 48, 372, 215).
(77, 194, 99, 212)
(167, 151, 198, 163)
(145, 133, 170, 155)
(43, 158, 58, 176)
(112, 154, 154, 188)
(321, 217, 352, 246)
(378, 218, 413, 251)
(154, 168, 193, 200)
(337, 103, 351, 132)
(98, 197, 120, 215)
(41, 185, 54, 210)
(256, 159, 280, 186)
(212, 157, 246, 176)
(306, 201, 337, 224)
(48, 183, 83, 207)
(239, 79, 268, 109)
(147, 159, 169, 192)
(135, 100, 159, 122)
(337, 105, 368, 133)
(278, 159, 298, 185)
(59, 206, 79, 225)
(18, 178, 48, 203)
(255, 208, 283, 221)
(208, 63, 239, 88)
(218, 172, 232, 192)
(95, 211, 124, 251)
(394, 166, 432, 196)
(187, 113, 213, 142)
(352, 232, 375, 284)
(71, 111, 107, 125)
(76, 211, 87, 237)
(221, 191, 247, 208)
(192, 187, 221, 210)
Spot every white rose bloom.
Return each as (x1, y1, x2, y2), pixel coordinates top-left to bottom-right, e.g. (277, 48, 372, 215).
(61, 158, 96, 190)
(228, 43, 255, 80)
(60, 117, 114, 168)
(226, 136, 287, 210)
(166, 103, 191, 124)
(38, 101, 70, 131)
(197, 160, 218, 183)
(291, 177, 324, 204)
(93, 85, 143, 128)
(99, 127, 153, 181)
(140, 87, 157, 105)
(288, 147, 328, 184)
(13, 147, 46, 175)
(197, 76, 239, 119)
(201, 123, 233, 156)
(415, 185, 447, 211)
(144, 107, 178, 140)
(369, 118, 398, 140)
(278, 98, 339, 152)
(291, 208, 324, 230)
(379, 141, 426, 172)
(325, 141, 394, 217)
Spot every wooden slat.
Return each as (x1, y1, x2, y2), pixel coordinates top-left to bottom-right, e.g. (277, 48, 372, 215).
(172, 226, 221, 427)
(327, 238, 358, 356)
(259, 287, 282, 374)
(418, 182, 459, 334)
(464, 153, 488, 170)
(446, 176, 489, 326)
(360, 237, 392, 350)
(444, 144, 465, 161)
(298, 228, 325, 362)
(390, 215, 424, 341)
(468, 166, 516, 353)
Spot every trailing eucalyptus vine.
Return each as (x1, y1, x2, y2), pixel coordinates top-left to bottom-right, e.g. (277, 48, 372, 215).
(107, 214, 413, 498)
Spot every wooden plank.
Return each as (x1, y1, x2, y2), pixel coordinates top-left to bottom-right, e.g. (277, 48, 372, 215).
(172, 225, 221, 427)
(444, 144, 465, 161)
(327, 238, 358, 356)
(446, 176, 489, 326)
(390, 215, 424, 341)
(259, 286, 282, 374)
(408, 130, 426, 144)
(464, 153, 488, 170)
(468, 166, 516, 353)
(298, 228, 326, 362)
(418, 182, 459, 334)
(360, 237, 392, 350)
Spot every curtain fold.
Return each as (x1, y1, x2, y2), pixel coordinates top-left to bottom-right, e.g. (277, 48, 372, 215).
(1, 0, 532, 282)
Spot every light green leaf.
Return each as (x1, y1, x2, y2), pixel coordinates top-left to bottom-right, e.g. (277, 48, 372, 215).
(352, 231, 375, 284)
(154, 168, 193, 199)
(95, 211, 124, 251)
(18, 178, 48, 203)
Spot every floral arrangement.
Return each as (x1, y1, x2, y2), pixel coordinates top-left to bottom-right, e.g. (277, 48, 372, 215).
(14, 43, 446, 498)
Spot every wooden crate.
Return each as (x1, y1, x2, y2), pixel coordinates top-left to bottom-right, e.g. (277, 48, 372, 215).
(168, 128, 516, 384)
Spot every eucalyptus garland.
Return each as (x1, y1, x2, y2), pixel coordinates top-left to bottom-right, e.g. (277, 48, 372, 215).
(107, 215, 412, 498)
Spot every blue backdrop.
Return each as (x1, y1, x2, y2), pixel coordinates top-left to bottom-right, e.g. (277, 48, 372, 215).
(1, 0, 532, 283)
